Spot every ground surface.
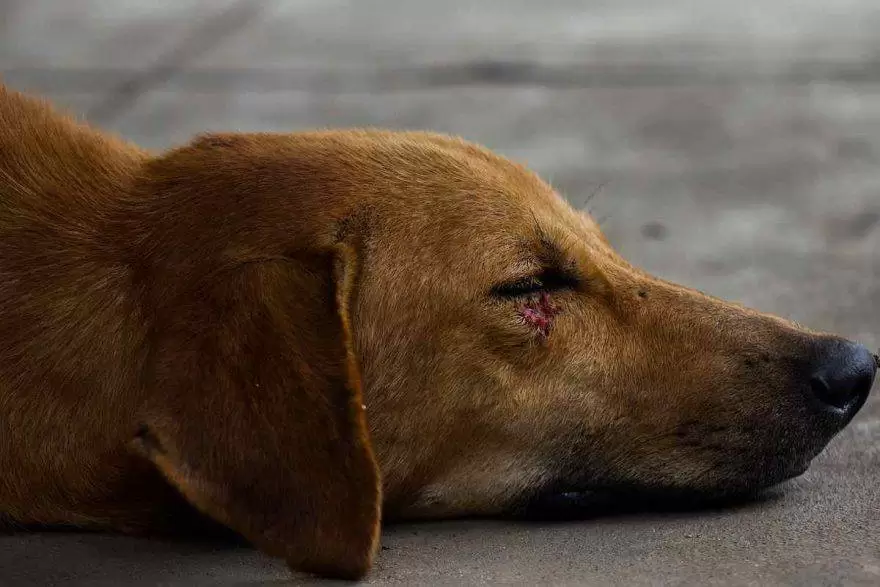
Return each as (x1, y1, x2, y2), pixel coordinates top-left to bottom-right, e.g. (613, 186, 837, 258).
(1, 1, 879, 585)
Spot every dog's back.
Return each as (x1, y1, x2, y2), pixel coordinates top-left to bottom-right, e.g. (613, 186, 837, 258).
(0, 87, 163, 528)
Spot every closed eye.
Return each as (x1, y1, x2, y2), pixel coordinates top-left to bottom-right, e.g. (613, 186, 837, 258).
(492, 268, 579, 298)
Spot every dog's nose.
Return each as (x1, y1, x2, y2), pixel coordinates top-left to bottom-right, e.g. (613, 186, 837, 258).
(809, 339, 877, 412)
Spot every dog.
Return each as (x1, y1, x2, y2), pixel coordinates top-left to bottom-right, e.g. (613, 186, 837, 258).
(0, 84, 876, 579)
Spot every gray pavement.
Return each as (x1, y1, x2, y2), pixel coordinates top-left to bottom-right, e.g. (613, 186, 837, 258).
(1, 1, 879, 584)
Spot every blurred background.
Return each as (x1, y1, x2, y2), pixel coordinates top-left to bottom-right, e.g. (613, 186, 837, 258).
(1, 1, 879, 585)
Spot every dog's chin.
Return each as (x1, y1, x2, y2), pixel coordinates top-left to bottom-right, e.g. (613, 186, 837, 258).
(511, 458, 812, 521)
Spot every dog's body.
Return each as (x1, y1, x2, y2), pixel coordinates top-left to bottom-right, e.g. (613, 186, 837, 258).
(1, 85, 876, 579)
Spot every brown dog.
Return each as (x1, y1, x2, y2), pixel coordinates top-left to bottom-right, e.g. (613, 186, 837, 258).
(0, 84, 876, 579)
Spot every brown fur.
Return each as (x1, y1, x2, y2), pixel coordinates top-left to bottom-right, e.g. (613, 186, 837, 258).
(0, 85, 872, 579)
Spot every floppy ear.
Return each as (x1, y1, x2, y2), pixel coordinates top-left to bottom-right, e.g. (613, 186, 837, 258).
(135, 244, 381, 580)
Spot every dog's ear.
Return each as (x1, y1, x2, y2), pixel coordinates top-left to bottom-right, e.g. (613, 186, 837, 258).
(135, 243, 381, 580)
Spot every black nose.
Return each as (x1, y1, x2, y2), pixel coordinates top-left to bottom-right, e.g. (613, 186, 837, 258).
(809, 339, 877, 412)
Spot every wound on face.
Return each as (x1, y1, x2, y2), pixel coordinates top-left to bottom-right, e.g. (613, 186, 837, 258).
(517, 292, 561, 338)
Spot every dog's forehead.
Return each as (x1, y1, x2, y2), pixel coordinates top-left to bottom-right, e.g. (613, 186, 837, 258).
(371, 142, 610, 277)
(374, 135, 600, 233)
(272, 130, 609, 270)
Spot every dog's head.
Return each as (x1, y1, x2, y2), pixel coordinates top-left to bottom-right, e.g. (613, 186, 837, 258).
(131, 130, 876, 578)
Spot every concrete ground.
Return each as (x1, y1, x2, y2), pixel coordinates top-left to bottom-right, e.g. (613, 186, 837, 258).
(1, 0, 879, 584)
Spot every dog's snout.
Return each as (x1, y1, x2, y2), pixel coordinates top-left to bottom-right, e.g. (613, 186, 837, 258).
(808, 339, 876, 413)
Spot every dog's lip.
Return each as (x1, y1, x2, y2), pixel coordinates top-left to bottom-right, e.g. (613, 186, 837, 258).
(510, 488, 609, 520)
(514, 472, 807, 521)
(782, 458, 811, 479)
(513, 453, 815, 520)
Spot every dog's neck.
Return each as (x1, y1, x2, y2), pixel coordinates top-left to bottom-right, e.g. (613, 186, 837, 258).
(0, 86, 154, 413)
(0, 85, 147, 215)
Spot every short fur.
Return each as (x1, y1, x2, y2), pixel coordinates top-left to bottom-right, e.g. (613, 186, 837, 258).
(0, 85, 872, 579)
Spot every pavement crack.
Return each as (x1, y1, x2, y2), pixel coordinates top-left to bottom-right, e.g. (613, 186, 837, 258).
(85, 0, 268, 125)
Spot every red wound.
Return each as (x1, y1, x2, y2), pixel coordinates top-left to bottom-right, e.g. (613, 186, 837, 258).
(517, 292, 561, 338)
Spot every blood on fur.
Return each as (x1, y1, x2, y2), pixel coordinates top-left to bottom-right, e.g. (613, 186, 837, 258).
(517, 292, 560, 338)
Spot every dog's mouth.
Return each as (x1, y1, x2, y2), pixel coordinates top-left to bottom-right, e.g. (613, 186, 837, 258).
(511, 487, 777, 521)
(510, 456, 812, 521)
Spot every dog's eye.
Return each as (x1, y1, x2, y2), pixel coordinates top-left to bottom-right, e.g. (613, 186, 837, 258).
(494, 276, 545, 297)
(492, 270, 576, 298)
